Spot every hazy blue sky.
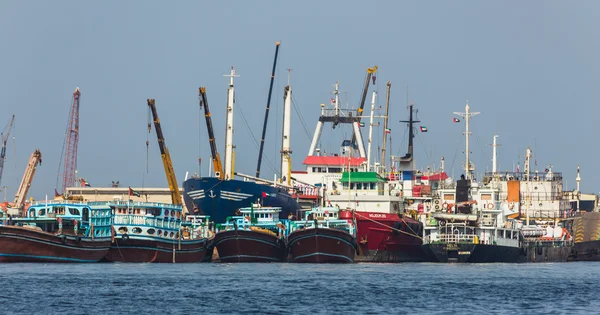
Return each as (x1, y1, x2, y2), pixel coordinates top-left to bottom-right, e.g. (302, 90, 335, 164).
(0, 1, 598, 200)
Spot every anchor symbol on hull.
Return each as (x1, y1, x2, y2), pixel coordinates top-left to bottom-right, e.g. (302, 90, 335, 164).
(209, 190, 216, 198)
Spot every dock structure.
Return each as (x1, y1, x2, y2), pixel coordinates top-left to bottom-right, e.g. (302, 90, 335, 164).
(64, 187, 188, 213)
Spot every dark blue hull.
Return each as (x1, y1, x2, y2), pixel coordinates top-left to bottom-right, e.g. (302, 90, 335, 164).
(183, 177, 300, 224)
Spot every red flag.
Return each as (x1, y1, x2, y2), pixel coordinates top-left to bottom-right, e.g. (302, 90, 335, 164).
(54, 189, 60, 198)
(261, 192, 267, 198)
(453, 118, 460, 123)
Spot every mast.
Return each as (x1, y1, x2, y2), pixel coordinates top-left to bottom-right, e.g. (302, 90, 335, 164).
(381, 81, 391, 170)
(525, 147, 532, 226)
(491, 134, 500, 174)
(453, 101, 480, 180)
(223, 67, 239, 180)
(280, 71, 292, 185)
(399, 101, 419, 170)
(366, 90, 376, 172)
(576, 165, 581, 211)
(256, 42, 281, 178)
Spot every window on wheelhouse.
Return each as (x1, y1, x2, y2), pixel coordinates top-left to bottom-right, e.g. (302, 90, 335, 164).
(82, 208, 89, 222)
(69, 207, 81, 216)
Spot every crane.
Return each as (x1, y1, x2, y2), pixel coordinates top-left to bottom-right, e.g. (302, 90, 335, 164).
(147, 99, 183, 206)
(199, 87, 224, 180)
(351, 66, 378, 147)
(60, 88, 81, 194)
(13, 149, 42, 212)
(0, 114, 15, 187)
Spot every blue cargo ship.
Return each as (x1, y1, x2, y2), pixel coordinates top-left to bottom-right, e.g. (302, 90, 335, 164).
(183, 177, 299, 224)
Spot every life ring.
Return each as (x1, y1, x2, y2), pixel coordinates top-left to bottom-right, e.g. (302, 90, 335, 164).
(122, 234, 129, 242)
(447, 207, 453, 214)
(442, 202, 448, 210)
(487, 203, 494, 210)
(434, 199, 440, 205)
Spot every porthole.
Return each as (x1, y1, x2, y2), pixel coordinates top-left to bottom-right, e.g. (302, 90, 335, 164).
(147, 228, 156, 235)
(157, 229, 162, 236)
(164, 210, 169, 217)
(132, 227, 142, 234)
(163, 231, 168, 237)
(118, 227, 128, 233)
(170, 232, 174, 238)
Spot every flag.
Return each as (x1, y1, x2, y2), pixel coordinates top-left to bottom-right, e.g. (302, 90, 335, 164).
(80, 179, 91, 187)
(54, 189, 60, 198)
(129, 186, 141, 197)
(453, 118, 460, 123)
(420, 126, 428, 132)
(385, 128, 391, 134)
(330, 97, 335, 104)
(359, 122, 365, 127)
(261, 192, 275, 198)
(516, 164, 520, 173)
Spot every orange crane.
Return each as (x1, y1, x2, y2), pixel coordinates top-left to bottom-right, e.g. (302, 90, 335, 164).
(198, 87, 224, 180)
(12, 149, 42, 213)
(147, 99, 183, 206)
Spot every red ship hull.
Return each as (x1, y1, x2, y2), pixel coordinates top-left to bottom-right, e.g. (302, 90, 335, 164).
(288, 227, 357, 263)
(213, 229, 286, 262)
(0, 225, 110, 263)
(105, 237, 208, 263)
(349, 211, 428, 262)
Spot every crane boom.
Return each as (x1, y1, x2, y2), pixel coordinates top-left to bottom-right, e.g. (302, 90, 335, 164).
(199, 87, 224, 180)
(0, 114, 15, 187)
(351, 66, 378, 146)
(61, 88, 81, 194)
(13, 149, 42, 211)
(256, 41, 281, 178)
(147, 99, 183, 206)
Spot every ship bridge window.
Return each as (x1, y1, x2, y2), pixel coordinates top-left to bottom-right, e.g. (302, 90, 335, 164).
(38, 208, 46, 216)
(69, 208, 81, 216)
(370, 183, 376, 190)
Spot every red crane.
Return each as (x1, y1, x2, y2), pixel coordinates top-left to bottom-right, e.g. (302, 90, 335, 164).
(60, 87, 81, 194)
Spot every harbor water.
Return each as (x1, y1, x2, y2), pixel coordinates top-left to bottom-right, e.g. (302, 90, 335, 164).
(1, 262, 598, 314)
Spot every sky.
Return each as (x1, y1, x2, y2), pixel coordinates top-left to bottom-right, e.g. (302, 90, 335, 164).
(0, 1, 598, 201)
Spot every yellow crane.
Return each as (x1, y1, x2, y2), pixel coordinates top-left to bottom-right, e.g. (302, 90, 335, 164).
(12, 149, 42, 214)
(147, 99, 183, 206)
(198, 87, 224, 180)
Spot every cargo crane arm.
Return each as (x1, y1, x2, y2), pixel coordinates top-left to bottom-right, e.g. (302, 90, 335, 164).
(199, 87, 224, 180)
(0, 114, 15, 187)
(147, 99, 183, 205)
(13, 149, 42, 210)
(351, 66, 378, 145)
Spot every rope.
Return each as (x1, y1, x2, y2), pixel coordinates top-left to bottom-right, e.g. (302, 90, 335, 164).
(236, 100, 279, 175)
(290, 95, 313, 141)
(353, 211, 422, 240)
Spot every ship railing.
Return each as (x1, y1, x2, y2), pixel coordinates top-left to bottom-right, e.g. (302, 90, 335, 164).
(109, 200, 182, 210)
(426, 233, 476, 244)
(113, 215, 180, 229)
(484, 171, 562, 182)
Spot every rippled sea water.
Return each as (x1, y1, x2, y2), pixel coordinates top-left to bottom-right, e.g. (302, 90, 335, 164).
(0, 262, 598, 314)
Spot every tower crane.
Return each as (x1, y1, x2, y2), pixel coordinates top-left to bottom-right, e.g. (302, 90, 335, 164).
(13, 149, 42, 212)
(0, 114, 15, 187)
(147, 99, 183, 206)
(351, 66, 378, 147)
(199, 87, 224, 180)
(60, 88, 81, 194)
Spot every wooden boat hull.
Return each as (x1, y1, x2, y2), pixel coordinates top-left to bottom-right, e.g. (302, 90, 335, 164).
(288, 227, 357, 263)
(0, 226, 110, 263)
(155, 238, 208, 263)
(213, 229, 286, 262)
(105, 237, 209, 263)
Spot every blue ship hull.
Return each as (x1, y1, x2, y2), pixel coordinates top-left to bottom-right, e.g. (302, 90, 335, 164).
(183, 177, 300, 224)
